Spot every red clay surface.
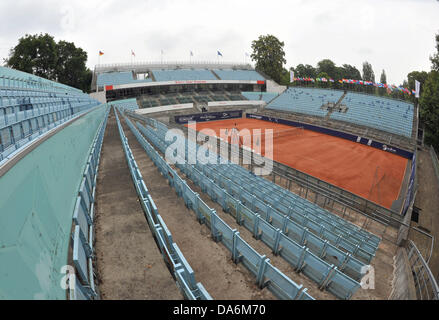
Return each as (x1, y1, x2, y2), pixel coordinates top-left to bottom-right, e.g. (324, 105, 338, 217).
(186, 118, 408, 209)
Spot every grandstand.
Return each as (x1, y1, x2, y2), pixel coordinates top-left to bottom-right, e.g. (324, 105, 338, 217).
(1, 60, 438, 302)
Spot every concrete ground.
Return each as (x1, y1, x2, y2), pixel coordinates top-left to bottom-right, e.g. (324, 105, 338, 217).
(94, 109, 182, 300)
(410, 148, 439, 281)
(118, 116, 275, 300)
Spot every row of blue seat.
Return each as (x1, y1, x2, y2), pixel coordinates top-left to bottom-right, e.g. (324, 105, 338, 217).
(0, 68, 101, 164)
(330, 93, 414, 137)
(70, 106, 110, 300)
(0, 66, 84, 94)
(96, 69, 267, 86)
(213, 70, 265, 81)
(241, 92, 279, 103)
(115, 108, 211, 300)
(96, 72, 153, 87)
(267, 88, 343, 117)
(266, 86, 414, 138)
(156, 122, 380, 254)
(140, 121, 364, 299)
(109, 98, 139, 111)
(123, 113, 314, 300)
(213, 165, 380, 252)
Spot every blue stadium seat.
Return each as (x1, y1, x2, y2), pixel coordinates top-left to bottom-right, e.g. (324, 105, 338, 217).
(96, 71, 152, 87)
(330, 92, 414, 137)
(0, 67, 101, 163)
(242, 92, 279, 103)
(214, 69, 265, 81)
(266, 87, 343, 117)
(152, 69, 217, 81)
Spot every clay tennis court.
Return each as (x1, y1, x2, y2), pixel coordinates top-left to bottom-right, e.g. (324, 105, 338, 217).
(186, 118, 408, 209)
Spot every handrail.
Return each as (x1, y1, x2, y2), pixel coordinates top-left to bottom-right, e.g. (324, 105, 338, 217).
(406, 240, 439, 300)
(95, 61, 252, 72)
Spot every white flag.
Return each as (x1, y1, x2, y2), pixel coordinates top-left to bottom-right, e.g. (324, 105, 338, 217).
(290, 70, 295, 83)
(415, 80, 421, 98)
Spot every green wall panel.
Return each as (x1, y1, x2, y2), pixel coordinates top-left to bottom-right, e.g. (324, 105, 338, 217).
(0, 105, 108, 299)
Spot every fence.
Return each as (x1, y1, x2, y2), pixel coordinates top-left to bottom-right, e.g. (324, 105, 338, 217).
(121, 111, 315, 300)
(70, 106, 110, 300)
(406, 240, 439, 300)
(114, 108, 211, 300)
(431, 146, 439, 186)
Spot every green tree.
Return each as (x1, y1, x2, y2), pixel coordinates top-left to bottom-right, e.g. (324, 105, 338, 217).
(430, 32, 439, 71)
(316, 59, 339, 80)
(294, 64, 316, 78)
(5, 33, 92, 92)
(56, 40, 92, 92)
(6, 33, 58, 80)
(362, 61, 375, 82)
(340, 64, 362, 80)
(251, 34, 286, 83)
(380, 70, 387, 84)
(419, 71, 439, 148)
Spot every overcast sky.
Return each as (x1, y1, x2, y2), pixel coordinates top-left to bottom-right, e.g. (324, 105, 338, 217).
(1, 0, 438, 85)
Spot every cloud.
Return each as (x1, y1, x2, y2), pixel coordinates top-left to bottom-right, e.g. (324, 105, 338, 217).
(0, 0, 438, 84)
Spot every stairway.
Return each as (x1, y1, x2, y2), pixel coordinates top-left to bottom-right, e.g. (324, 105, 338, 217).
(325, 91, 348, 120)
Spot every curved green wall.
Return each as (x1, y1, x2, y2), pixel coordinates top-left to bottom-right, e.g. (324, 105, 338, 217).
(0, 105, 108, 299)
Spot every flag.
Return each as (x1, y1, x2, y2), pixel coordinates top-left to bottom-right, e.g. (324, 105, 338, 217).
(131, 50, 135, 57)
(245, 52, 250, 57)
(290, 70, 294, 83)
(190, 51, 194, 57)
(415, 80, 421, 98)
(217, 50, 223, 57)
(99, 51, 104, 56)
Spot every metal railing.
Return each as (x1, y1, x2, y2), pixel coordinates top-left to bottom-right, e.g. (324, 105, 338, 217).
(430, 146, 439, 184)
(406, 240, 439, 300)
(95, 61, 252, 73)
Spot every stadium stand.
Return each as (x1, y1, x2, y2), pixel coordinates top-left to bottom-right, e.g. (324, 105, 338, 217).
(109, 98, 139, 111)
(96, 71, 152, 87)
(242, 92, 279, 103)
(213, 69, 265, 81)
(152, 69, 217, 81)
(266, 87, 343, 117)
(113, 108, 211, 300)
(266, 87, 415, 138)
(129, 115, 375, 299)
(137, 90, 247, 109)
(330, 92, 414, 138)
(120, 111, 316, 300)
(0, 66, 101, 164)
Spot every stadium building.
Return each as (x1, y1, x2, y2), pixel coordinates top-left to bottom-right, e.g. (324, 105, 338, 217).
(0, 61, 438, 300)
